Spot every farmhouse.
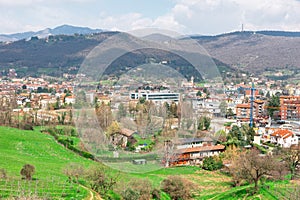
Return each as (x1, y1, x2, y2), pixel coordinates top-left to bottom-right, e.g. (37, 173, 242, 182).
(172, 144, 225, 166)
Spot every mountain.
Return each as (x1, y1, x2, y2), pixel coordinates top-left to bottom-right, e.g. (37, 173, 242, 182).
(2, 28, 300, 79)
(0, 32, 231, 79)
(192, 31, 300, 74)
(0, 25, 102, 42)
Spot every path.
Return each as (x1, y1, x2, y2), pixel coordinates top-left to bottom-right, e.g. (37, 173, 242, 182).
(80, 185, 102, 200)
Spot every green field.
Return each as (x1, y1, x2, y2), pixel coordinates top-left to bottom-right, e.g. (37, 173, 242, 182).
(0, 126, 94, 199)
(0, 126, 298, 199)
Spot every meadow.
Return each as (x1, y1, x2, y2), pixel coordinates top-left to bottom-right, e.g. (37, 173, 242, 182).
(0, 126, 299, 199)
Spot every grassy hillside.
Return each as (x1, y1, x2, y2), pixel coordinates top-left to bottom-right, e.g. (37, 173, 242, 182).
(0, 126, 94, 178)
(0, 126, 298, 199)
(0, 126, 95, 199)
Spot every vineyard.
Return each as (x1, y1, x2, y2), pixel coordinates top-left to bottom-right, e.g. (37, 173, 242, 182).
(0, 178, 87, 199)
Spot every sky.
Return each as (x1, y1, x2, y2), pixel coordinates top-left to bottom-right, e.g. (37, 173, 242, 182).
(1, 0, 300, 35)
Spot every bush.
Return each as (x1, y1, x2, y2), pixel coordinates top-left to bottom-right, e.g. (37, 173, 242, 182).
(0, 168, 7, 179)
(161, 176, 196, 200)
(20, 164, 35, 180)
(152, 188, 161, 200)
(202, 156, 223, 171)
(121, 179, 153, 200)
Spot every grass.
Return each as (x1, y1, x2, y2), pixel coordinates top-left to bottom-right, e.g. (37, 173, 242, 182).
(0, 126, 94, 199)
(0, 126, 298, 199)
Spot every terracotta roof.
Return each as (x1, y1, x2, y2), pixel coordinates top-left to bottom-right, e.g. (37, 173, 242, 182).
(254, 100, 264, 104)
(237, 104, 251, 108)
(270, 129, 294, 139)
(181, 145, 225, 154)
(120, 128, 135, 137)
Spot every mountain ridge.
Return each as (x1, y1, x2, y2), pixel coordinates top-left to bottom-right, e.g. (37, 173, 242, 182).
(0, 25, 102, 42)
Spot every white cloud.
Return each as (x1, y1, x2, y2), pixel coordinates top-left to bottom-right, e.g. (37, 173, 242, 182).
(165, 0, 300, 34)
(1, 0, 300, 34)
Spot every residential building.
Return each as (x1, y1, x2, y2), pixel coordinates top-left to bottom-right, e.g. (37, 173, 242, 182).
(270, 129, 298, 148)
(280, 96, 300, 120)
(172, 145, 225, 166)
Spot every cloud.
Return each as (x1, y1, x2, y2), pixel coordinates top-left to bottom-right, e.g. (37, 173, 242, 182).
(1, 0, 300, 34)
(164, 0, 300, 34)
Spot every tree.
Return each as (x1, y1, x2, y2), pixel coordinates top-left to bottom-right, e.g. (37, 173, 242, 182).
(202, 156, 223, 171)
(63, 163, 84, 183)
(106, 121, 121, 136)
(198, 116, 211, 131)
(20, 164, 35, 180)
(226, 108, 234, 118)
(240, 124, 255, 145)
(229, 149, 276, 192)
(121, 179, 153, 200)
(196, 91, 202, 97)
(161, 176, 196, 200)
(96, 102, 113, 130)
(267, 95, 280, 117)
(117, 103, 127, 121)
(282, 145, 300, 180)
(86, 165, 120, 196)
(219, 101, 228, 117)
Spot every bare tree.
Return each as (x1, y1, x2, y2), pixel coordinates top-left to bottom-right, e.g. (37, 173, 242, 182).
(281, 145, 300, 180)
(161, 175, 197, 200)
(229, 148, 276, 191)
(95, 103, 113, 130)
(63, 163, 84, 183)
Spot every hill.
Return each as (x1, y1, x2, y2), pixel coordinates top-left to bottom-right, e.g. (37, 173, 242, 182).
(0, 126, 298, 199)
(0, 32, 231, 80)
(193, 31, 300, 74)
(2, 28, 300, 77)
(0, 25, 102, 42)
(0, 126, 97, 199)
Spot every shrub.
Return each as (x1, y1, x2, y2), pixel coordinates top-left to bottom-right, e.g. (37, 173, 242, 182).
(121, 179, 153, 200)
(152, 188, 161, 200)
(0, 168, 7, 179)
(161, 176, 196, 200)
(20, 164, 35, 180)
(202, 156, 223, 171)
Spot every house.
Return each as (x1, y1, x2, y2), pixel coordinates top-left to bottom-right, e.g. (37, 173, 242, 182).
(270, 129, 298, 148)
(175, 137, 214, 149)
(110, 128, 136, 148)
(65, 95, 76, 105)
(172, 144, 225, 166)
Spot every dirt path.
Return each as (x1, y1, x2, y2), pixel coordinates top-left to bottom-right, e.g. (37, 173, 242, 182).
(80, 185, 102, 200)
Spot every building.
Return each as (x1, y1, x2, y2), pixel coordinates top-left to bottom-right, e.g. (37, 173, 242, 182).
(130, 92, 180, 103)
(175, 137, 214, 149)
(280, 96, 300, 120)
(270, 129, 298, 148)
(236, 104, 251, 121)
(172, 145, 225, 166)
(236, 100, 266, 122)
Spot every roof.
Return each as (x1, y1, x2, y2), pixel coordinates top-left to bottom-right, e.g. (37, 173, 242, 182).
(236, 104, 251, 108)
(180, 145, 225, 154)
(120, 128, 135, 137)
(270, 129, 294, 139)
(176, 137, 213, 144)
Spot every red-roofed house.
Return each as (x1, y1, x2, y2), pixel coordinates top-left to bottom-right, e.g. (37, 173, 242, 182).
(171, 144, 225, 166)
(270, 129, 298, 148)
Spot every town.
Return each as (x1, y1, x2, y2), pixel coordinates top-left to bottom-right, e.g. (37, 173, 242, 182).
(1, 66, 299, 165)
